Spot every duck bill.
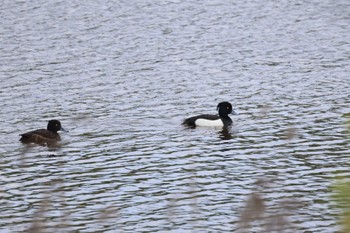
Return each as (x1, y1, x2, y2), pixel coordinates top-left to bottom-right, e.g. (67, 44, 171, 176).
(231, 110, 238, 115)
(60, 127, 69, 132)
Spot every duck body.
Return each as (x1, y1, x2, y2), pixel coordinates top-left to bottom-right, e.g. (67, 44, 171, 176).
(20, 129, 61, 145)
(20, 120, 66, 146)
(183, 102, 235, 128)
(183, 114, 230, 127)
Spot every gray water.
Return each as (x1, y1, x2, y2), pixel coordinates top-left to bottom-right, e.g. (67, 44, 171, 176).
(1, 0, 350, 232)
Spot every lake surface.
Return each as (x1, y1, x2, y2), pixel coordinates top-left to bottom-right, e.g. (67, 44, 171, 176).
(0, 0, 349, 232)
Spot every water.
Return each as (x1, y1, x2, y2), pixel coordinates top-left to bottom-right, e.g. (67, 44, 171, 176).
(0, 0, 349, 232)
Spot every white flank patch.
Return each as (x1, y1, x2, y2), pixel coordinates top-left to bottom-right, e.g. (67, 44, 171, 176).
(195, 118, 224, 127)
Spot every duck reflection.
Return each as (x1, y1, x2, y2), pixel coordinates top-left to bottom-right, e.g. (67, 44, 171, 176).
(218, 126, 234, 140)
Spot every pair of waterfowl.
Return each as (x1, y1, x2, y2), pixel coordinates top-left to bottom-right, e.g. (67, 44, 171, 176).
(20, 102, 236, 146)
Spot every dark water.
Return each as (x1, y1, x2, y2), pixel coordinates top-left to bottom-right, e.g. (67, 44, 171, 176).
(1, 0, 349, 232)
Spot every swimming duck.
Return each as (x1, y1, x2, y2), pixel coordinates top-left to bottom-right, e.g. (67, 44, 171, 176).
(20, 120, 67, 146)
(183, 102, 236, 128)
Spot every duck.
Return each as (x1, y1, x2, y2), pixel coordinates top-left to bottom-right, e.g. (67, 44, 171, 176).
(19, 120, 67, 146)
(183, 102, 236, 128)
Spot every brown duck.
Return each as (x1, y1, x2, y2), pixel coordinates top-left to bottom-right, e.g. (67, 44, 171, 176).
(20, 120, 67, 146)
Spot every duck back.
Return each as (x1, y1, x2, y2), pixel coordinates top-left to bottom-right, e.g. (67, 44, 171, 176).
(183, 114, 221, 127)
(20, 129, 61, 145)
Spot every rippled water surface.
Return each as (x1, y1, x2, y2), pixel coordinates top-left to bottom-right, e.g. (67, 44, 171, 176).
(1, 0, 350, 232)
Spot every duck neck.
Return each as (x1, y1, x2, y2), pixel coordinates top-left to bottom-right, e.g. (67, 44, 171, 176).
(47, 128, 58, 133)
(220, 115, 232, 125)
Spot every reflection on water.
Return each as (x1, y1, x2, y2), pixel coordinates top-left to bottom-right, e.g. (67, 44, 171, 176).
(218, 127, 234, 140)
(1, 0, 350, 232)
